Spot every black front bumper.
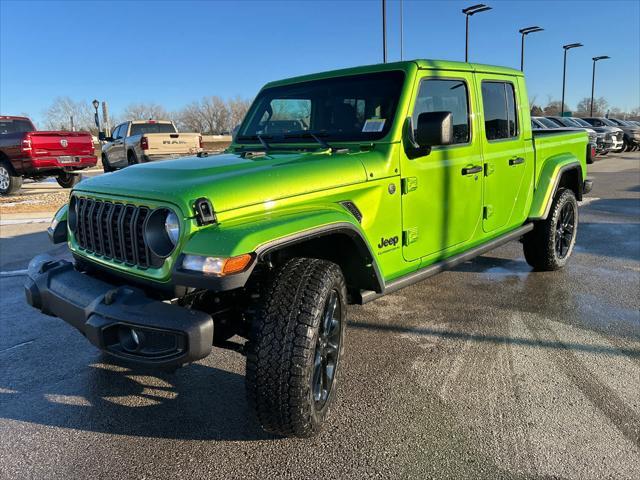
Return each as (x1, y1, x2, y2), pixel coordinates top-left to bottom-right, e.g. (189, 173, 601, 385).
(24, 255, 213, 367)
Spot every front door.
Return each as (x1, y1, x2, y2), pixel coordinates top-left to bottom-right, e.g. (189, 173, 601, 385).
(401, 73, 484, 262)
(475, 76, 531, 232)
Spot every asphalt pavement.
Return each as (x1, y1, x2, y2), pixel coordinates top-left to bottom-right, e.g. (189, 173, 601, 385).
(1, 152, 639, 479)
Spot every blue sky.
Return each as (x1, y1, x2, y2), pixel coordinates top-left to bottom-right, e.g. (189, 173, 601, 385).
(1, 0, 638, 124)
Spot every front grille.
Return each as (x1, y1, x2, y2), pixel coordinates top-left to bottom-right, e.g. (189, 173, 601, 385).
(74, 196, 152, 268)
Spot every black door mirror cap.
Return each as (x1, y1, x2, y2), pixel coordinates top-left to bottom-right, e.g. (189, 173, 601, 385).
(416, 111, 454, 148)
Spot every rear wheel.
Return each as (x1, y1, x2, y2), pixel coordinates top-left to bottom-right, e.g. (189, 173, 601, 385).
(127, 151, 138, 166)
(56, 172, 81, 189)
(246, 258, 347, 437)
(0, 161, 23, 195)
(523, 188, 578, 271)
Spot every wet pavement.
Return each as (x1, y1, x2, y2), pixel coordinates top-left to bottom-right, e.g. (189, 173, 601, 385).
(1, 152, 639, 479)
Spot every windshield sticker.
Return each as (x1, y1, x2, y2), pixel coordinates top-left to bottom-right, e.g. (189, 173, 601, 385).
(362, 118, 386, 133)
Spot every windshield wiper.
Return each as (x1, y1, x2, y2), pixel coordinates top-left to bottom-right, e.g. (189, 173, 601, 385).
(283, 131, 333, 150)
(236, 134, 273, 150)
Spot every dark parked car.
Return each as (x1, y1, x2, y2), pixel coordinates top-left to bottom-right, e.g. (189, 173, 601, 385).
(546, 116, 609, 156)
(581, 118, 627, 152)
(606, 118, 640, 151)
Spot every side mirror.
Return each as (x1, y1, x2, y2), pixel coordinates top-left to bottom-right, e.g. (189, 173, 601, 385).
(98, 132, 113, 142)
(415, 111, 453, 148)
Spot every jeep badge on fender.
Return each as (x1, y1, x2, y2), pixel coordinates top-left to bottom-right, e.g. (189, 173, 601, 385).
(378, 236, 399, 249)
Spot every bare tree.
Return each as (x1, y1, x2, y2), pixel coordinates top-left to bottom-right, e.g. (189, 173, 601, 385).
(122, 102, 170, 121)
(227, 96, 251, 132)
(543, 100, 569, 116)
(43, 97, 95, 132)
(176, 101, 208, 133)
(575, 97, 608, 117)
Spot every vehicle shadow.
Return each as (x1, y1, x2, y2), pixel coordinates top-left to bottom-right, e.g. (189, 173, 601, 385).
(0, 354, 274, 442)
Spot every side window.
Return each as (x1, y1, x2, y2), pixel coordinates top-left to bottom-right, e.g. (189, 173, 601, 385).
(481, 81, 519, 141)
(119, 123, 129, 138)
(413, 79, 470, 145)
(112, 124, 123, 139)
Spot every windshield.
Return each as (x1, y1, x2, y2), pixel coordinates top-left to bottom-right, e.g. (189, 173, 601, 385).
(562, 118, 582, 127)
(0, 118, 35, 135)
(536, 117, 559, 129)
(599, 118, 617, 127)
(130, 123, 177, 136)
(572, 118, 592, 127)
(237, 71, 405, 144)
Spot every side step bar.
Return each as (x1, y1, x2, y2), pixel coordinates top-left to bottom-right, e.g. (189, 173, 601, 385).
(359, 223, 534, 304)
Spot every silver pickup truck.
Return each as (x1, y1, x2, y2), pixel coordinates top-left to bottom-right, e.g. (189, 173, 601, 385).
(100, 120, 202, 172)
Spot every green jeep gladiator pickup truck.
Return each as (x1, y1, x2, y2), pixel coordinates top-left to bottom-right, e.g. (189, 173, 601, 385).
(26, 59, 591, 437)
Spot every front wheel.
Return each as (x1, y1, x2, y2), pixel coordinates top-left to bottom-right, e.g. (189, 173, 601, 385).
(523, 188, 578, 271)
(56, 172, 81, 189)
(246, 258, 347, 437)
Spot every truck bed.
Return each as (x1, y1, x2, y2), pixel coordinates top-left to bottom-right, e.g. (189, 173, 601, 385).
(533, 129, 588, 188)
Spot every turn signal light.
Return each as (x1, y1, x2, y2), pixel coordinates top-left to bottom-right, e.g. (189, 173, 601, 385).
(140, 137, 149, 150)
(181, 253, 253, 276)
(222, 254, 253, 274)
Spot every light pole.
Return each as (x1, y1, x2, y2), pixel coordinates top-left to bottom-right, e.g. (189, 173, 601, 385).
(400, 0, 403, 60)
(462, 4, 492, 62)
(92, 99, 100, 131)
(382, 0, 387, 63)
(561, 43, 583, 116)
(519, 26, 543, 71)
(590, 56, 610, 116)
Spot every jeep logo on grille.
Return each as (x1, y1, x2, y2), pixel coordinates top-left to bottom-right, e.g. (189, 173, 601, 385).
(60, 139, 68, 148)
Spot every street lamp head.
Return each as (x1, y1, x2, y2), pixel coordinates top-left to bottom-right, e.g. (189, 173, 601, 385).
(563, 43, 583, 50)
(593, 55, 610, 61)
(92, 99, 100, 110)
(519, 26, 543, 35)
(462, 4, 492, 15)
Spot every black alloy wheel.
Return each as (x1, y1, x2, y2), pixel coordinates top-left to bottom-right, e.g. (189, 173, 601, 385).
(555, 202, 575, 259)
(312, 289, 342, 410)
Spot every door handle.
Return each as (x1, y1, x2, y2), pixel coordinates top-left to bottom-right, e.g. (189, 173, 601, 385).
(461, 165, 482, 175)
(509, 157, 525, 166)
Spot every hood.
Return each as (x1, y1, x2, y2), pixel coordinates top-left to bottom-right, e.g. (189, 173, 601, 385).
(75, 150, 368, 215)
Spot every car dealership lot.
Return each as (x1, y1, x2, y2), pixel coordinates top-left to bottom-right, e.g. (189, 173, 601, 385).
(1, 152, 639, 479)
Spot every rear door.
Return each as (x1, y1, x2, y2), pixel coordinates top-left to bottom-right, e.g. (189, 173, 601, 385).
(400, 72, 484, 262)
(475, 75, 532, 233)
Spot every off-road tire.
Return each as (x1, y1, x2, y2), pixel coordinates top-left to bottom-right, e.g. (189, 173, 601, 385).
(56, 172, 81, 189)
(246, 258, 347, 437)
(523, 188, 578, 271)
(0, 160, 23, 195)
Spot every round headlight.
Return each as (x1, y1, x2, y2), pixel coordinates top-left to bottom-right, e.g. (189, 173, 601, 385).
(164, 211, 180, 246)
(145, 208, 180, 258)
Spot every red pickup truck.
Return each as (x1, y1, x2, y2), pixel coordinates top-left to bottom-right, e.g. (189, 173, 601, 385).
(0, 115, 97, 195)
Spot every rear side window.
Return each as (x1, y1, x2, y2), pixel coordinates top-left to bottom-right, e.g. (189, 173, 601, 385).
(481, 81, 518, 140)
(0, 119, 34, 135)
(413, 79, 470, 145)
(130, 123, 177, 136)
